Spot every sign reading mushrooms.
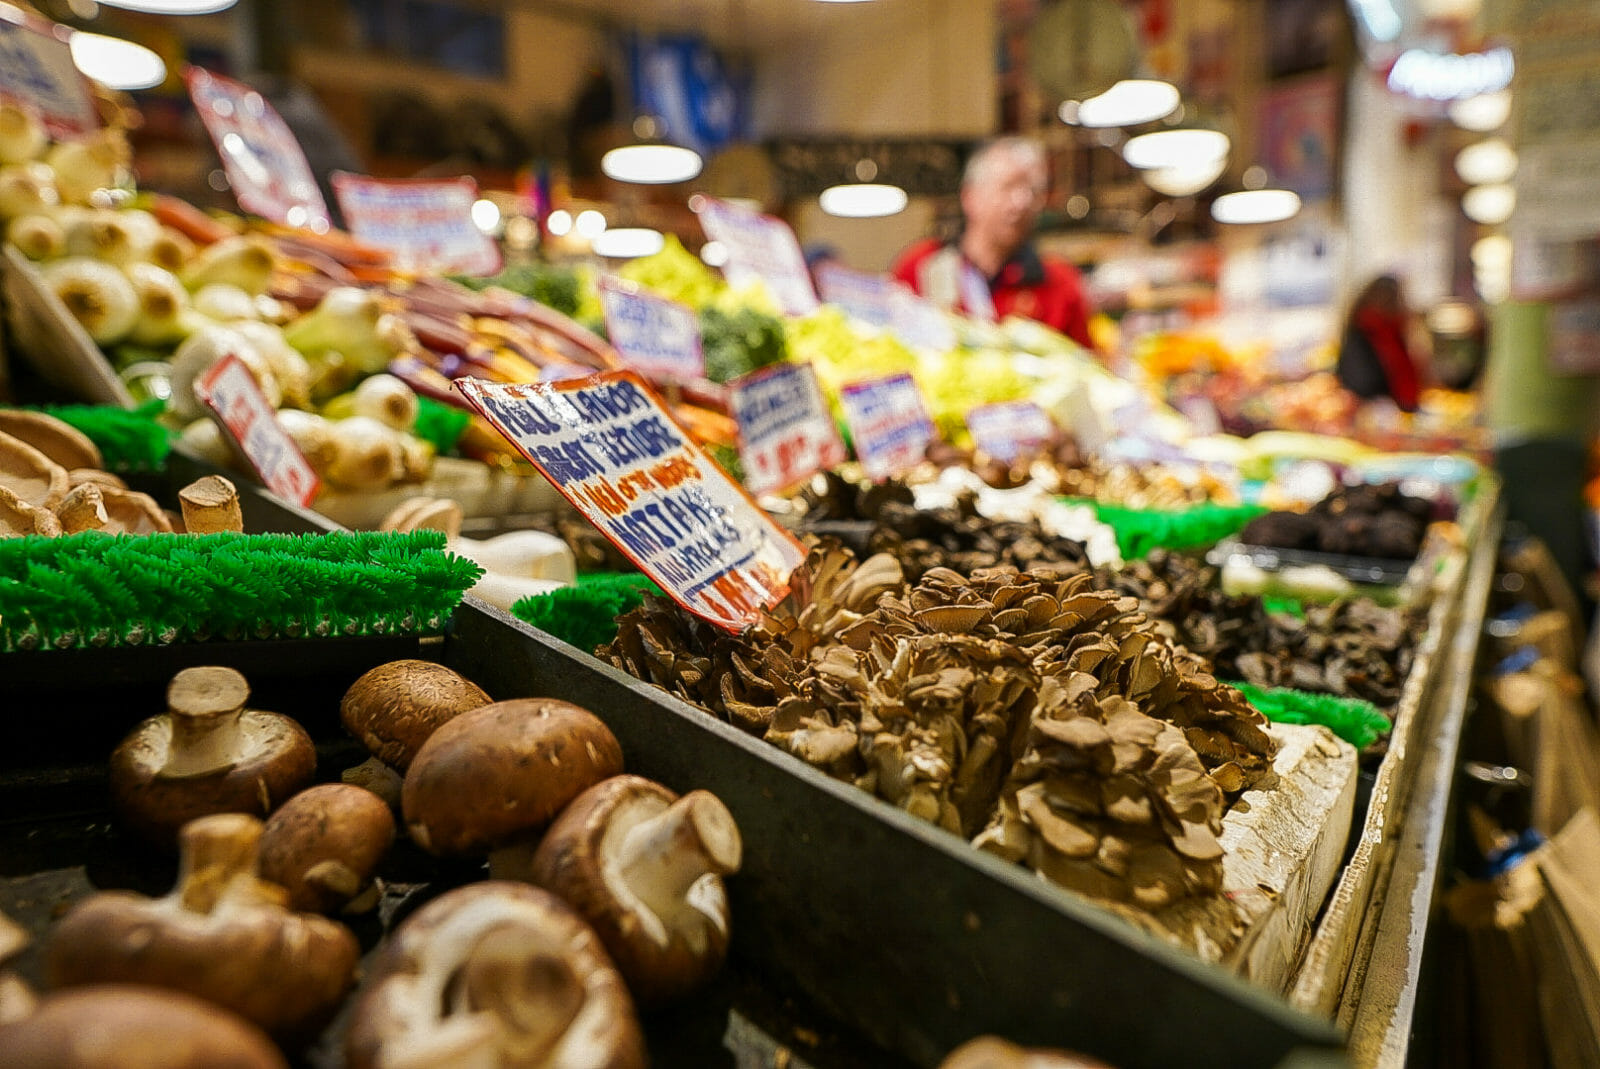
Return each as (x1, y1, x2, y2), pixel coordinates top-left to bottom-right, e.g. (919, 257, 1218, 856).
(730, 362, 846, 497)
(838, 372, 934, 481)
(456, 372, 806, 632)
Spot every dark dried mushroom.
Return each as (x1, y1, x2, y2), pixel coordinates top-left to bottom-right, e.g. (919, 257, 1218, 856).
(109, 666, 316, 849)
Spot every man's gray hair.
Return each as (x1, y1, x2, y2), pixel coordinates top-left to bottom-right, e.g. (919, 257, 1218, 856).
(962, 137, 1049, 191)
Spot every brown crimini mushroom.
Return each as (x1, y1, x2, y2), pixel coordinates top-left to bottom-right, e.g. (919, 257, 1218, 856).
(531, 775, 742, 1006)
(0, 911, 34, 1026)
(97, 486, 173, 534)
(109, 665, 316, 849)
(339, 660, 490, 806)
(939, 1036, 1115, 1069)
(258, 783, 396, 914)
(43, 813, 360, 1042)
(402, 699, 624, 879)
(345, 881, 645, 1069)
(0, 985, 288, 1069)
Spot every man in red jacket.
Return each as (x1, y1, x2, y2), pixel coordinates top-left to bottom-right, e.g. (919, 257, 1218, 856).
(891, 137, 1096, 351)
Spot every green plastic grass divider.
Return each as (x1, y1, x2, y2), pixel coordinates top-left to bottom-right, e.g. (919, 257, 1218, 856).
(511, 571, 663, 653)
(1229, 680, 1393, 749)
(1071, 498, 1268, 561)
(25, 400, 173, 473)
(0, 530, 483, 652)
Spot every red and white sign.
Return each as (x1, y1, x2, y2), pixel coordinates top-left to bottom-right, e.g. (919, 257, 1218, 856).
(839, 372, 935, 481)
(730, 362, 846, 496)
(815, 263, 894, 328)
(186, 67, 331, 231)
(332, 173, 501, 276)
(0, 11, 96, 140)
(455, 371, 805, 632)
(965, 401, 1056, 464)
(697, 197, 819, 316)
(194, 354, 320, 507)
(598, 277, 705, 384)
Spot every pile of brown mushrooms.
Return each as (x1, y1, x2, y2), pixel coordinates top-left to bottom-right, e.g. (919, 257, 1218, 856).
(605, 541, 1275, 914)
(1, 658, 744, 1066)
(0, 410, 172, 537)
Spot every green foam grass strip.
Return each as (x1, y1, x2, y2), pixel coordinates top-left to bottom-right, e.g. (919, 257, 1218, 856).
(1068, 499, 1267, 561)
(412, 396, 472, 455)
(1229, 680, 1393, 749)
(0, 530, 483, 652)
(511, 572, 662, 653)
(25, 401, 173, 473)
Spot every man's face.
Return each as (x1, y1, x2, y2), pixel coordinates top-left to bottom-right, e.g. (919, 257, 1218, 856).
(962, 152, 1047, 252)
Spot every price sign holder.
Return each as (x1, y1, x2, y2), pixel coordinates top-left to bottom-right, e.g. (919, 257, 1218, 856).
(0, 9, 96, 140)
(697, 197, 819, 316)
(730, 362, 846, 496)
(455, 371, 805, 632)
(331, 172, 501, 276)
(597, 277, 706, 384)
(194, 354, 320, 507)
(838, 372, 935, 481)
(965, 401, 1056, 464)
(186, 67, 331, 231)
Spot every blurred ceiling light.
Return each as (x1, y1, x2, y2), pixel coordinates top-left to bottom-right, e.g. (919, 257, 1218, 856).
(1387, 46, 1513, 100)
(1140, 155, 1227, 196)
(1211, 189, 1301, 224)
(1455, 138, 1517, 185)
(574, 210, 607, 239)
(470, 199, 501, 234)
(70, 31, 166, 90)
(1073, 79, 1180, 128)
(96, 0, 236, 11)
(601, 144, 703, 185)
(1123, 128, 1229, 170)
(1471, 234, 1512, 266)
(1462, 183, 1515, 225)
(545, 209, 573, 237)
(819, 182, 908, 218)
(1449, 89, 1512, 131)
(1349, 0, 1402, 41)
(592, 227, 665, 259)
(700, 240, 729, 267)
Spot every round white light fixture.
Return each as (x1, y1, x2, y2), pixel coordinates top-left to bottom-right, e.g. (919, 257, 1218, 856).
(592, 227, 665, 259)
(600, 144, 703, 185)
(574, 209, 607, 240)
(1454, 138, 1517, 185)
(1140, 155, 1228, 196)
(1211, 188, 1301, 224)
(1448, 89, 1512, 132)
(470, 198, 501, 234)
(1462, 183, 1515, 225)
(1074, 79, 1181, 128)
(70, 31, 166, 91)
(699, 240, 729, 267)
(95, 0, 237, 11)
(1471, 233, 1512, 267)
(545, 209, 573, 237)
(1122, 128, 1230, 170)
(818, 182, 908, 218)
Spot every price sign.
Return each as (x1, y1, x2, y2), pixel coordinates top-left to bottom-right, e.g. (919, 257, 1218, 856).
(597, 278, 706, 384)
(839, 372, 934, 481)
(456, 372, 805, 632)
(697, 197, 819, 316)
(187, 67, 331, 231)
(815, 263, 894, 328)
(965, 401, 1056, 464)
(889, 283, 957, 353)
(332, 173, 500, 276)
(730, 362, 846, 496)
(0, 11, 96, 140)
(194, 354, 320, 507)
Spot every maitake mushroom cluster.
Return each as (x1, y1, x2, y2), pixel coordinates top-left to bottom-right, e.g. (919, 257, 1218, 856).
(604, 543, 1276, 913)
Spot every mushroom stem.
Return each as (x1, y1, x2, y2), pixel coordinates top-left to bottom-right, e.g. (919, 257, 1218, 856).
(175, 813, 273, 913)
(615, 790, 743, 912)
(178, 474, 244, 534)
(161, 667, 251, 779)
(457, 943, 583, 1066)
(377, 1014, 499, 1069)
